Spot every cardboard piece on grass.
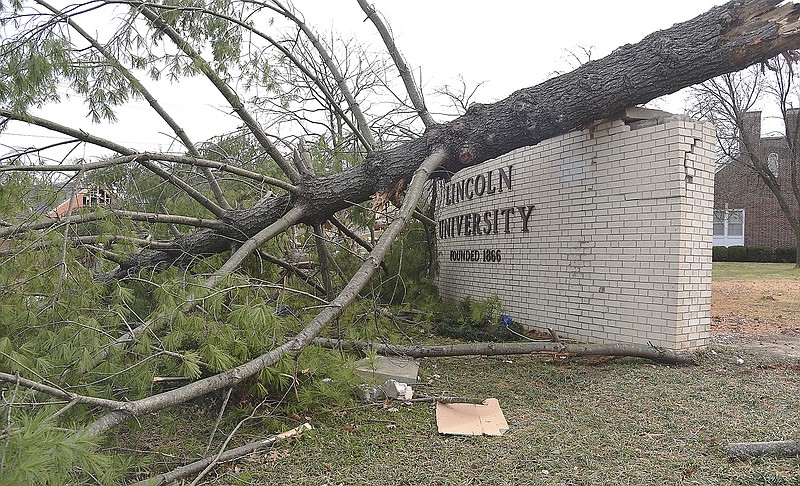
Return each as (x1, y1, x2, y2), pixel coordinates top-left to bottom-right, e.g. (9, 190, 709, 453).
(354, 356, 419, 384)
(435, 398, 509, 436)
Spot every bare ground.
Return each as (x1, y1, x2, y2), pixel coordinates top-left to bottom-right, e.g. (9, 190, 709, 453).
(712, 279, 800, 358)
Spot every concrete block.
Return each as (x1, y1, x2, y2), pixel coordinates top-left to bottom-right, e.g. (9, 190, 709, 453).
(354, 356, 419, 384)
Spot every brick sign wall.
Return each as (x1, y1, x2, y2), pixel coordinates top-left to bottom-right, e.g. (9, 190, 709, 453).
(435, 115, 716, 350)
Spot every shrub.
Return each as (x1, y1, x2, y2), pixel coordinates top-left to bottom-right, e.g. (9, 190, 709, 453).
(433, 295, 525, 342)
(746, 246, 774, 263)
(727, 245, 747, 262)
(712, 246, 728, 262)
(776, 246, 797, 263)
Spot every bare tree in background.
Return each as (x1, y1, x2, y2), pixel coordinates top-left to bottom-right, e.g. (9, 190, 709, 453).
(690, 55, 800, 266)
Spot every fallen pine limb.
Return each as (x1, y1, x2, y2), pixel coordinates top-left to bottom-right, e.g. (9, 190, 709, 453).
(312, 338, 696, 365)
(131, 423, 312, 485)
(728, 440, 800, 460)
(0, 371, 125, 410)
(82, 150, 447, 437)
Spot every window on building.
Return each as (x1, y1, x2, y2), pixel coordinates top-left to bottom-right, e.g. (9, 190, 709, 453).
(713, 209, 745, 247)
(713, 212, 724, 236)
(768, 152, 779, 177)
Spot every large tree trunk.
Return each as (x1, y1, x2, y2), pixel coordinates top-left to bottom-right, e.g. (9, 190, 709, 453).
(106, 0, 800, 279)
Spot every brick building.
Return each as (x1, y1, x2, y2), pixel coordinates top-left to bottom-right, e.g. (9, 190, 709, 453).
(713, 110, 800, 248)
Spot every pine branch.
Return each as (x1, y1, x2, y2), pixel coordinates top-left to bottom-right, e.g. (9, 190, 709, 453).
(356, 0, 435, 128)
(0, 153, 299, 193)
(265, 0, 379, 151)
(35, 0, 233, 211)
(83, 147, 447, 436)
(127, 0, 373, 153)
(137, 4, 302, 183)
(0, 372, 125, 410)
(0, 210, 226, 239)
(0, 110, 226, 216)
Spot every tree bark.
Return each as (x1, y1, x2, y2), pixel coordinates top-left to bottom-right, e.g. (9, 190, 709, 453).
(728, 440, 800, 459)
(104, 0, 800, 279)
(312, 338, 696, 365)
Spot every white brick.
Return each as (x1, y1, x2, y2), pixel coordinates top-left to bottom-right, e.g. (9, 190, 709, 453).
(435, 116, 713, 351)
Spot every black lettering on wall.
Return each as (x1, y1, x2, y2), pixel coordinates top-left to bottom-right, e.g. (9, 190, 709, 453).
(498, 165, 512, 192)
(517, 204, 536, 233)
(475, 174, 486, 196)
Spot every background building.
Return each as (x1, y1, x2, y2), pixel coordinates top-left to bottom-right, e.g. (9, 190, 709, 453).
(713, 110, 800, 248)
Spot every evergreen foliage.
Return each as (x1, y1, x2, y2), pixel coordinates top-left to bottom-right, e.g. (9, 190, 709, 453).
(432, 295, 526, 342)
(0, 405, 125, 485)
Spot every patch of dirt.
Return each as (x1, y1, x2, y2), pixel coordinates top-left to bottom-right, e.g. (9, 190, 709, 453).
(712, 280, 800, 357)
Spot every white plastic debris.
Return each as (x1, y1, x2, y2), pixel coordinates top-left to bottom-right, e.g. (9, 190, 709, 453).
(384, 379, 414, 400)
(729, 356, 745, 365)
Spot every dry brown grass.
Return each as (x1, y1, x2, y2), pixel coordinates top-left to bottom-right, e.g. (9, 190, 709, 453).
(712, 263, 800, 357)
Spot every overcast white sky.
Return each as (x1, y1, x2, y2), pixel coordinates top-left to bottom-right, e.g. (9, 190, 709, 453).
(1, 1, 730, 162)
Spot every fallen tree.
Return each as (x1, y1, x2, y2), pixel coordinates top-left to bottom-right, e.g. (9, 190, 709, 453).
(3, 1, 800, 280)
(1, 1, 800, 481)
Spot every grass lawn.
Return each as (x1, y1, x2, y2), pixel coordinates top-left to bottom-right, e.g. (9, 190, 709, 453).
(121, 351, 800, 485)
(713, 262, 800, 282)
(712, 263, 800, 329)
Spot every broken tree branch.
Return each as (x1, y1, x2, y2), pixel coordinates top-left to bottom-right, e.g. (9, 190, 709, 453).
(328, 215, 390, 275)
(311, 338, 696, 365)
(267, 0, 379, 150)
(138, 5, 301, 183)
(0, 153, 299, 193)
(256, 249, 327, 295)
(0, 210, 226, 239)
(82, 148, 448, 437)
(0, 371, 125, 410)
(728, 440, 800, 459)
(356, 0, 435, 128)
(132, 423, 312, 486)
